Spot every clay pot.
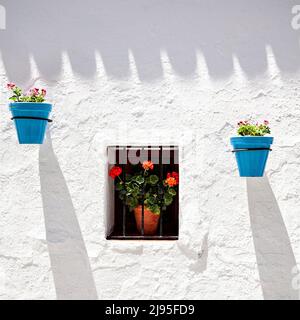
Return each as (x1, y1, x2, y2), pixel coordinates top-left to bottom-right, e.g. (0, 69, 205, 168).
(134, 205, 160, 235)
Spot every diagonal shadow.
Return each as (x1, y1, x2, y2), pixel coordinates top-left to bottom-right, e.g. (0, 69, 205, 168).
(247, 177, 298, 300)
(39, 132, 98, 300)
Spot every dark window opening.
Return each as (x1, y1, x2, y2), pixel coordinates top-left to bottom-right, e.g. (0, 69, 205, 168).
(106, 146, 179, 240)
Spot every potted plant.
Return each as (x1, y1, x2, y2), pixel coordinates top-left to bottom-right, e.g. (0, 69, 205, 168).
(7, 83, 52, 144)
(109, 161, 179, 235)
(230, 120, 273, 177)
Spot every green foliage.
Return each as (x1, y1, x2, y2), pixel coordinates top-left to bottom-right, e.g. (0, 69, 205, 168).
(7, 85, 46, 103)
(149, 175, 159, 185)
(237, 120, 271, 137)
(164, 193, 173, 206)
(114, 166, 178, 215)
(135, 175, 144, 184)
(168, 188, 176, 196)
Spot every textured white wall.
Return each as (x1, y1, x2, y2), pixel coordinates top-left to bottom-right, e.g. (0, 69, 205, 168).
(0, 0, 300, 300)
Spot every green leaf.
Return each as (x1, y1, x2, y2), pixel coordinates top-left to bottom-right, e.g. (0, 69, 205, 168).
(135, 175, 145, 184)
(164, 193, 172, 200)
(132, 199, 139, 208)
(164, 193, 173, 206)
(116, 182, 124, 191)
(149, 175, 159, 185)
(168, 188, 176, 196)
(145, 197, 154, 205)
(164, 198, 173, 206)
(151, 205, 160, 215)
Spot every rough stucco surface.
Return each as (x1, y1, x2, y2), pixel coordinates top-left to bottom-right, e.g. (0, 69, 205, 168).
(0, 0, 300, 300)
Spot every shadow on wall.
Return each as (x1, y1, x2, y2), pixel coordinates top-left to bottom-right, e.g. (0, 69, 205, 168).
(0, 0, 299, 83)
(189, 232, 209, 274)
(247, 177, 299, 300)
(39, 132, 98, 300)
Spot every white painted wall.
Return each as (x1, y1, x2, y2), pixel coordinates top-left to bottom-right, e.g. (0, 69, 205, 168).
(0, 0, 300, 300)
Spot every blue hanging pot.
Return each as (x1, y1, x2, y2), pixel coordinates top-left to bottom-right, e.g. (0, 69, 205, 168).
(230, 136, 273, 177)
(9, 102, 52, 144)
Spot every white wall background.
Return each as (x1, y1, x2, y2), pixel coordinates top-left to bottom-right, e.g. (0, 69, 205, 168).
(0, 0, 300, 300)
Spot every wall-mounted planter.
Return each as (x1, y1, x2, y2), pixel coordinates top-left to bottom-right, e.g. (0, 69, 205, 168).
(10, 102, 52, 144)
(231, 136, 273, 177)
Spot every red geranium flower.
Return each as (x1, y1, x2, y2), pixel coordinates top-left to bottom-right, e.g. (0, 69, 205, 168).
(167, 172, 179, 184)
(166, 172, 179, 187)
(142, 160, 154, 170)
(165, 177, 177, 187)
(41, 89, 47, 96)
(109, 166, 122, 179)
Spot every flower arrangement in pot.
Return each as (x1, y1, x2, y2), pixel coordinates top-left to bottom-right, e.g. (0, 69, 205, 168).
(230, 120, 273, 177)
(109, 161, 179, 235)
(7, 83, 52, 144)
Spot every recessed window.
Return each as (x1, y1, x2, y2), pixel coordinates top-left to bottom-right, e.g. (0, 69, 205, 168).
(106, 146, 179, 240)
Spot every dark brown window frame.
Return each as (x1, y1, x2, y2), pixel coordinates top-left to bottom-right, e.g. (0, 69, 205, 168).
(106, 146, 179, 240)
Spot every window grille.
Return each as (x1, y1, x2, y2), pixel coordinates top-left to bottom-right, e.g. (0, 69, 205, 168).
(106, 146, 179, 240)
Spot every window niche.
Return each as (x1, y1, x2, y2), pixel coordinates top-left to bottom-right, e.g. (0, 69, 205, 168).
(106, 146, 179, 240)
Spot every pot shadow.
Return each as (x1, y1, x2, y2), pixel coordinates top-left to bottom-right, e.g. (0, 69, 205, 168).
(189, 232, 209, 274)
(177, 232, 209, 274)
(39, 132, 98, 300)
(247, 177, 299, 300)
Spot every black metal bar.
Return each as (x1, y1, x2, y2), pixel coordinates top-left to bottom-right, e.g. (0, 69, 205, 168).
(141, 192, 145, 236)
(107, 234, 178, 241)
(116, 146, 126, 237)
(232, 148, 272, 153)
(141, 147, 145, 236)
(107, 146, 177, 150)
(122, 148, 126, 237)
(122, 166, 126, 237)
(11, 116, 52, 122)
(159, 146, 163, 237)
(173, 147, 179, 238)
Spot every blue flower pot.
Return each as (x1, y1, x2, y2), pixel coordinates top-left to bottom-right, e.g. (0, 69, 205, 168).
(230, 136, 273, 177)
(9, 102, 52, 144)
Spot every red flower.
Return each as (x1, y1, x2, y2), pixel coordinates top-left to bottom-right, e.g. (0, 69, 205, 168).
(109, 166, 122, 179)
(30, 88, 40, 96)
(41, 89, 47, 96)
(7, 83, 16, 90)
(165, 177, 177, 187)
(166, 172, 179, 186)
(142, 161, 154, 170)
(264, 120, 269, 126)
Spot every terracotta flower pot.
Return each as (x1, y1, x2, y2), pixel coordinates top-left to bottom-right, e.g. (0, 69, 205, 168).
(134, 205, 160, 235)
